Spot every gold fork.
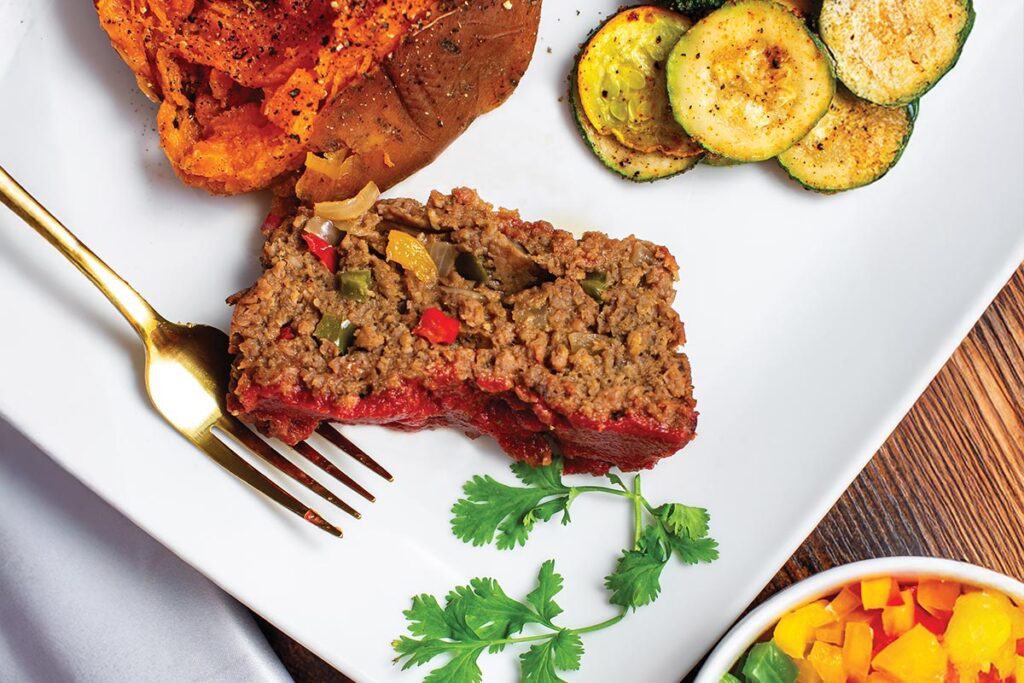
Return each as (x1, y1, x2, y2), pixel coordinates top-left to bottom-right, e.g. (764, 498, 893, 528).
(0, 165, 392, 537)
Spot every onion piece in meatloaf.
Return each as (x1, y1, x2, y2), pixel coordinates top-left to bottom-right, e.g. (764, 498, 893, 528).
(227, 189, 697, 475)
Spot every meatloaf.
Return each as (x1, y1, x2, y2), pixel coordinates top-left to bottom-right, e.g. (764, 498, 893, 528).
(227, 188, 697, 474)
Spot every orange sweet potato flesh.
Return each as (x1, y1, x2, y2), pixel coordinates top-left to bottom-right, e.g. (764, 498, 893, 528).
(94, 0, 541, 196)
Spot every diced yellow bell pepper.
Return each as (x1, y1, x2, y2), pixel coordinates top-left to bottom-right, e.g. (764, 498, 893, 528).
(865, 673, 899, 683)
(882, 589, 916, 637)
(796, 658, 824, 683)
(808, 641, 847, 683)
(386, 230, 438, 284)
(842, 621, 873, 683)
(775, 601, 836, 659)
(872, 624, 948, 683)
(1010, 603, 1024, 639)
(993, 638, 1016, 679)
(916, 579, 960, 616)
(816, 622, 845, 645)
(945, 591, 1013, 676)
(862, 578, 899, 610)
(828, 587, 862, 620)
(1015, 654, 1024, 683)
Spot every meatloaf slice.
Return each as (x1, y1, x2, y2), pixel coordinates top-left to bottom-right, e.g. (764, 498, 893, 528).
(227, 188, 697, 474)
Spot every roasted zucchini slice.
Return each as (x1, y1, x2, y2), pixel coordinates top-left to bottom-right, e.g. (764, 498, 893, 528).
(666, 0, 835, 162)
(778, 86, 916, 192)
(571, 72, 701, 182)
(577, 6, 702, 158)
(819, 0, 973, 106)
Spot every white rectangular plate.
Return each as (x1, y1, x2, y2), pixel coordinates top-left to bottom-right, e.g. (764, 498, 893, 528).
(1, 2, 1021, 681)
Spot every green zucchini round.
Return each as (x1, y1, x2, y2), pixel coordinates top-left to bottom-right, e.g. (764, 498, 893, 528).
(666, 0, 836, 162)
(576, 6, 702, 158)
(819, 0, 974, 106)
(778, 86, 917, 193)
(570, 72, 701, 182)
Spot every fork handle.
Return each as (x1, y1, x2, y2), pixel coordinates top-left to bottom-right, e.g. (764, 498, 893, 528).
(0, 165, 164, 340)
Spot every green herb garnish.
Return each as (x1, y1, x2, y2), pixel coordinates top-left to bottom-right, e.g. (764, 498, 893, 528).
(394, 560, 614, 682)
(450, 458, 718, 610)
(396, 456, 719, 681)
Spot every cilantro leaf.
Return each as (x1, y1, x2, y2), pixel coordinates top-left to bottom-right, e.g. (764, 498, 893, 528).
(450, 476, 549, 548)
(451, 460, 571, 549)
(461, 578, 540, 640)
(605, 472, 625, 489)
(519, 638, 566, 683)
(526, 559, 564, 623)
(655, 503, 710, 539)
(422, 646, 485, 683)
(604, 525, 670, 609)
(404, 594, 452, 640)
(551, 629, 584, 671)
(393, 637, 458, 670)
(667, 534, 720, 565)
(511, 458, 565, 488)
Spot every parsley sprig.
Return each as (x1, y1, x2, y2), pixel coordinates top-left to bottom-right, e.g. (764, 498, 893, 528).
(393, 560, 617, 682)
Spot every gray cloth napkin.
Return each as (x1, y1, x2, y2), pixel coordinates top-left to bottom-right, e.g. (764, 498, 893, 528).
(0, 416, 294, 683)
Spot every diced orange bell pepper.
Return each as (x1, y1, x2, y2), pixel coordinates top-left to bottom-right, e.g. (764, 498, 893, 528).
(808, 641, 847, 683)
(946, 592, 1014, 677)
(862, 578, 900, 610)
(842, 621, 873, 683)
(882, 589, 917, 637)
(872, 624, 948, 683)
(776, 601, 836, 659)
(816, 622, 845, 645)
(916, 579, 960, 616)
(829, 587, 863, 620)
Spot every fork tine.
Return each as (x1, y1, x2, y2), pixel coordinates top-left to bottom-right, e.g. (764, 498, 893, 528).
(217, 416, 361, 520)
(316, 424, 394, 482)
(194, 431, 342, 537)
(289, 441, 375, 502)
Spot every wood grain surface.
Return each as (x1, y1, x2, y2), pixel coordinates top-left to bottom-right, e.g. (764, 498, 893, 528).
(256, 265, 1024, 682)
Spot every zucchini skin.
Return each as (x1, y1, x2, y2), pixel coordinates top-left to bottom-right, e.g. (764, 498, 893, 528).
(569, 70, 701, 182)
(663, 0, 725, 16)
(778, 96, 918, 193)
(819, 0, 974, 106)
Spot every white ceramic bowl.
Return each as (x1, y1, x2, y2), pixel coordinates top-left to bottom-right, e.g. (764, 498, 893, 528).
(695, 557, 1024, 683)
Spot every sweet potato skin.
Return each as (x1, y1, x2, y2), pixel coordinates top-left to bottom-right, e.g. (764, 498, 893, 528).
(94, 0, 542, 196)
(296, 0, 543, 202)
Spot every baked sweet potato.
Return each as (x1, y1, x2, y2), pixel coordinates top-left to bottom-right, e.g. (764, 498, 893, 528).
(94, 0, 542, 196)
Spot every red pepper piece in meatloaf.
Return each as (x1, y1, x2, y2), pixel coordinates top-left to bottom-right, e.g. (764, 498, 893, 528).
(227, 188, 697, 475)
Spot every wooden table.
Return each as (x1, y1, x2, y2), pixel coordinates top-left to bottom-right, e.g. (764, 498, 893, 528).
(256, 266, 1024, 682)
